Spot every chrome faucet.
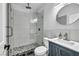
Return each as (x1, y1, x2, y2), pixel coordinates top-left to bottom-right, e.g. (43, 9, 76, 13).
(64, 32, 69, 40)
(58, 32, 62, 39)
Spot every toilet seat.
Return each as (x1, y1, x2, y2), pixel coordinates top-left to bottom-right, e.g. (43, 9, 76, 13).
(34, 46, 48, 56)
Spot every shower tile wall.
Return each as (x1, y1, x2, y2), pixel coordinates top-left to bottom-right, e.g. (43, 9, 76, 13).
(10, 9, 38, 48)
(9, 4, 44, 55)
(9, 6, 39, 55)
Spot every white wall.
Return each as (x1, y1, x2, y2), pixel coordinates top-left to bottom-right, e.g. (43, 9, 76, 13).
(58, 4, 79, 17)
(0, 3, 4, 56)
(0, 3, 7, 56)
(44, 4, 79, 42)
(0, 4, 3, 43)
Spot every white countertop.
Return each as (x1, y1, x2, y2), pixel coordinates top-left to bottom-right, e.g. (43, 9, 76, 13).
(44, 37, 79, 53)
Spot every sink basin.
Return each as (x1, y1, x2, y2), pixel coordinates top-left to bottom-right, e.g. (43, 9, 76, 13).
(62, 40, 79, 46)
(67, 41, 76, 45)
(54, 39, 79, 46)
(68, 41, 79, 45)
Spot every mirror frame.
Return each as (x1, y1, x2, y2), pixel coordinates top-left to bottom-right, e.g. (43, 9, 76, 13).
(56, 3, 79, 25)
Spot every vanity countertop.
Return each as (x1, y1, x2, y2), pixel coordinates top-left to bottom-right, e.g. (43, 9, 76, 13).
(44, 37, 79, 53)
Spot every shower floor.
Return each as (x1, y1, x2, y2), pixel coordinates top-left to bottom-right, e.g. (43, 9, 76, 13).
(14, 49, 35, 56)
(10, 43, 40, 56)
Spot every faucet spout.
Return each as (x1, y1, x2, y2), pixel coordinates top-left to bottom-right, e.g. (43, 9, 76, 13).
(64, 32, 69, 41)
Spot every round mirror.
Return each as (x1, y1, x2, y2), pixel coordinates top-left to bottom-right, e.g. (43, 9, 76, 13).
(56, 3, 79, 25)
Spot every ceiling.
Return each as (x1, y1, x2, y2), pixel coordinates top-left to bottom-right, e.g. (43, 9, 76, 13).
(11, 3, 59, 13)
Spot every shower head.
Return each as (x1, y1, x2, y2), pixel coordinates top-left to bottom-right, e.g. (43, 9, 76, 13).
(26, 3, 32, 9)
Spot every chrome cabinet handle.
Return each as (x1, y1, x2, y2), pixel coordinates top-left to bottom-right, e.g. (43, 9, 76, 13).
(7, 26, 13, 37)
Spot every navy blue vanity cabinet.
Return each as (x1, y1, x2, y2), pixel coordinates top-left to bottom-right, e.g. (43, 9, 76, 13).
(49, 41, 78, 56)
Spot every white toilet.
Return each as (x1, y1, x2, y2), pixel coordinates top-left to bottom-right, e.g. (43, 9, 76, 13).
(34, 38, 48, 56)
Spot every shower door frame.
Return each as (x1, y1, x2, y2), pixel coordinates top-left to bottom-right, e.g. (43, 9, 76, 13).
(6, 3, 12, 56)
(6, 3, 10, 56)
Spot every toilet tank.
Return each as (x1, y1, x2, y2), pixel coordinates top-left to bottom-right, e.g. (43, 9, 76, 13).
(43, 38, 49, 48)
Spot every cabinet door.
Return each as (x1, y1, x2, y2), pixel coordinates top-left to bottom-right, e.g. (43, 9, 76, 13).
(52, 43, 60, 56)
(49, 42, 56, 56)
(49, 42, 54, 56)
(49, 42, 60, 56)
(59, 47, 74, 56)
(74, 52, 79, 56)
(51, 43, 57, 56)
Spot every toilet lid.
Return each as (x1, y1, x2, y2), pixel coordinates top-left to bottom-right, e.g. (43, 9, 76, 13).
(35, 46, 47, 55)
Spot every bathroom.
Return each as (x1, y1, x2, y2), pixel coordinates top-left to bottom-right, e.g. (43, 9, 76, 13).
(0, 3, 79, 56)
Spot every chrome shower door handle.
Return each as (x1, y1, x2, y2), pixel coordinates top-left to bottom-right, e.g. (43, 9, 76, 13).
(7, 26, 13, 37)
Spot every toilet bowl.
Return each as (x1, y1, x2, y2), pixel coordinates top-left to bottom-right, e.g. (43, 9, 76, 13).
(34, 46, 48, 56)
(34, 38, 48, 56)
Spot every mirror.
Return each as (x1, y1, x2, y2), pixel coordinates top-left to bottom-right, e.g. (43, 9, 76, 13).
(56, 3, 79, 25)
